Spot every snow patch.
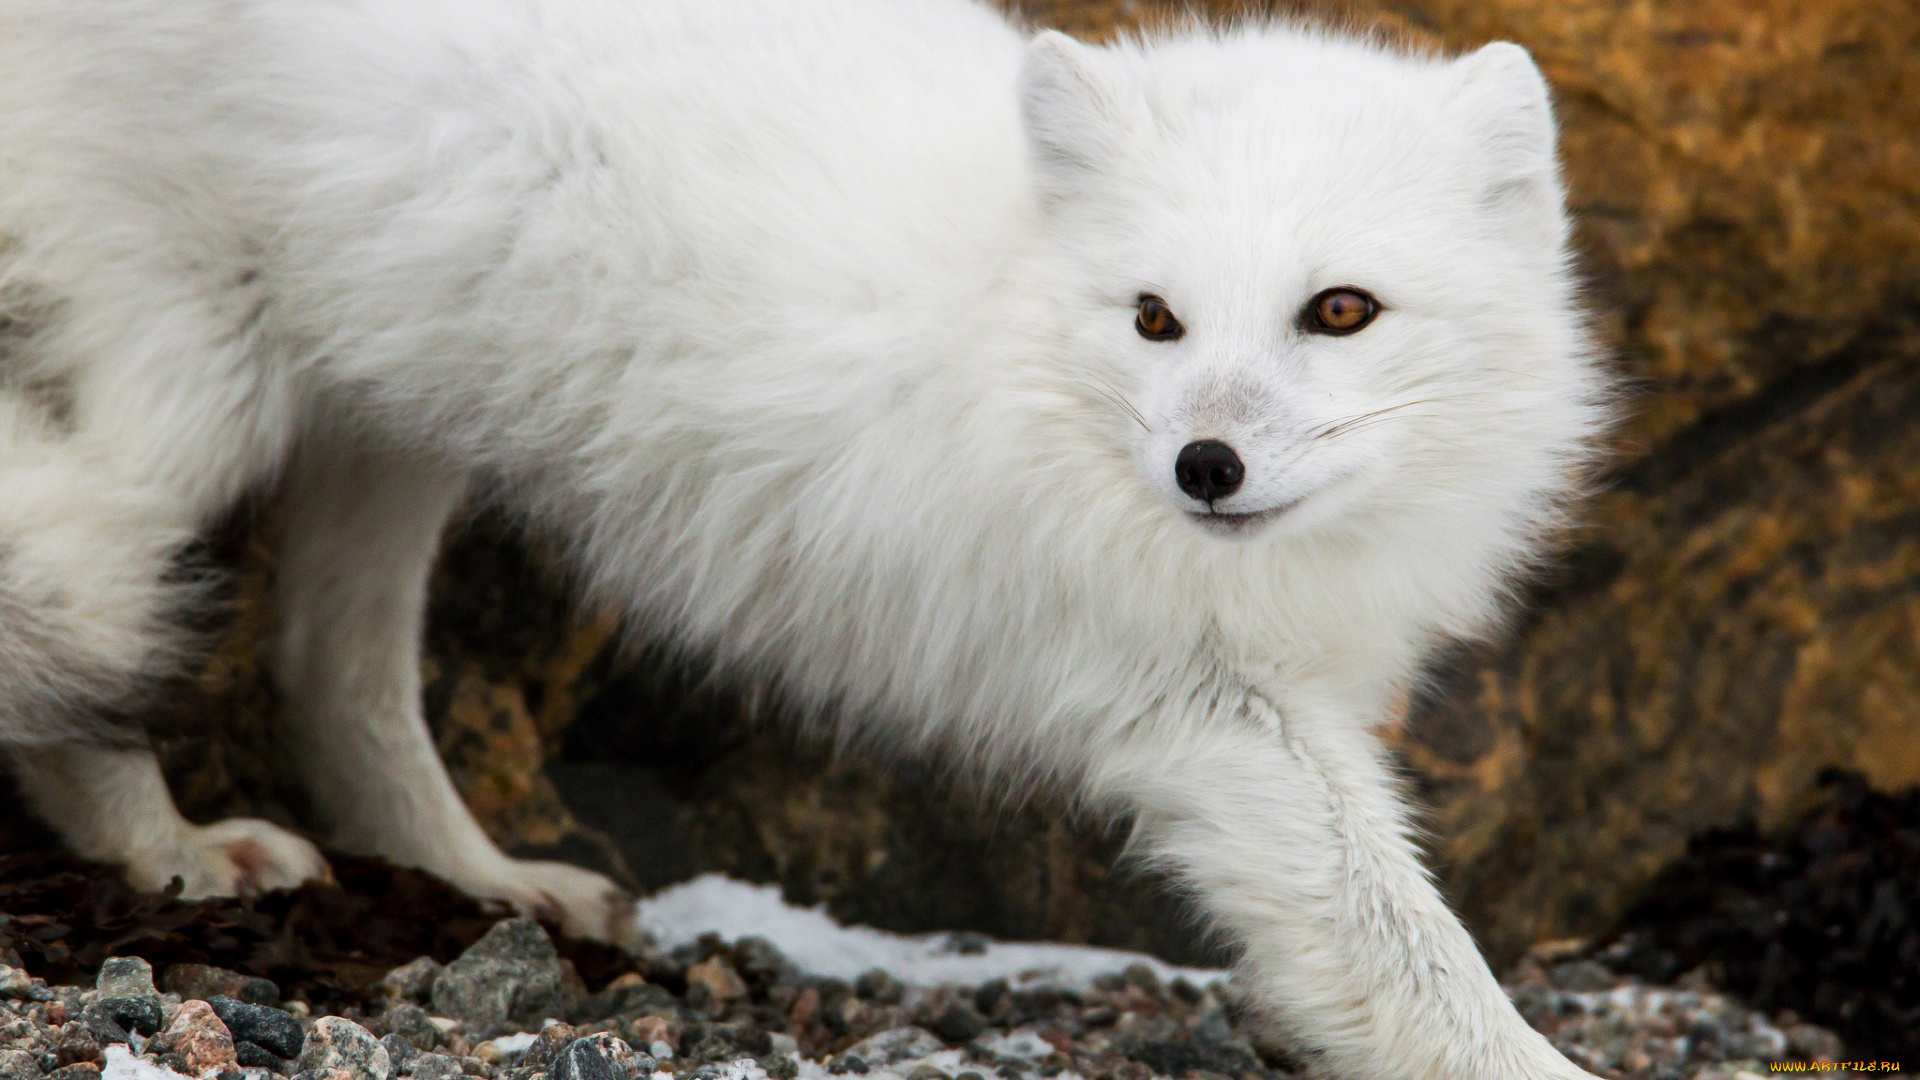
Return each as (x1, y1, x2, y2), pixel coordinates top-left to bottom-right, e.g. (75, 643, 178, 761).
(102, 1045, 192, 1080)
(634, 874, 1226, 989)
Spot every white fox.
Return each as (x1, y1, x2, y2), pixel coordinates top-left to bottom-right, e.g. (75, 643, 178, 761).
(0, 0, 1608, 1076)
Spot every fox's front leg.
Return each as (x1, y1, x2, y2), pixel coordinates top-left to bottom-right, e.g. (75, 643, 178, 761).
(1083, 690, 1595, 1080)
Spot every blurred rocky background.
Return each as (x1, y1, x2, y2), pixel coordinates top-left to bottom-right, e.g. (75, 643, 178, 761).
(4, 0, 1915, 1063)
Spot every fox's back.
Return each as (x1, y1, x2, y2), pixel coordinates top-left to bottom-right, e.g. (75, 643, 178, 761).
(0, 0, 1035, 366)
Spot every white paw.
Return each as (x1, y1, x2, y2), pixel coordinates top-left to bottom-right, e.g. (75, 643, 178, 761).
(124, 818, 333, 898)
(468, 858, 638, 947)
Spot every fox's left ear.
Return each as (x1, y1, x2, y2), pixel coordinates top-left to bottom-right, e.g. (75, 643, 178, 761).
(1449, 42, 1565, 236)
(1020, 31, 1140, 205)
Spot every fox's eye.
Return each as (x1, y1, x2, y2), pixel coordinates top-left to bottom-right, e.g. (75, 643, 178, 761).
(1304, 287, 1379, 335)
(1136, 294, 1184, 341)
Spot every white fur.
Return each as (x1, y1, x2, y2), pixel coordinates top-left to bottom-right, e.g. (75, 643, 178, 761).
(0, 1, 1607, 1076)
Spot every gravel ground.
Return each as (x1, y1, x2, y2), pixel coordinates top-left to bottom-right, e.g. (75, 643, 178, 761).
(0, 913, 1887, 1080)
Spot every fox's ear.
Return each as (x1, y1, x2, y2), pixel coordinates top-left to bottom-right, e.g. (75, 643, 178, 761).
(1020, 31, 1136, 204)
(1449, 42, 1565, 233)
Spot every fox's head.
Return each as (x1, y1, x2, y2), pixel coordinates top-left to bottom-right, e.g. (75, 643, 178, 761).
(1020, 27, 1604, 548)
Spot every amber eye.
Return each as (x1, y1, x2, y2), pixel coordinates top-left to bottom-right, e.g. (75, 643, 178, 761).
(1304, 287, 1379, 335)
(1135, 294, 1184, 341)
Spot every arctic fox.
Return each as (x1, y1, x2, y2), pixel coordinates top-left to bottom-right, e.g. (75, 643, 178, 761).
(0, 0, 1607, 1075)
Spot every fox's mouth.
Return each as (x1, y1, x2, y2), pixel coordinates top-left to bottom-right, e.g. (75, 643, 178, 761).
(1187, 497, 1303, 536)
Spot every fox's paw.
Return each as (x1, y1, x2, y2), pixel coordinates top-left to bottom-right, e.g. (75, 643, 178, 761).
(125, 818, 333, 898)
(467, 859, 638, 948)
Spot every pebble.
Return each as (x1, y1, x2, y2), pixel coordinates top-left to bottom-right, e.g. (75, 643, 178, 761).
(295, 1017, 392, 1080)
(682, 959, 746, 1010)
(0, 1050, 40, 1080)
(150, 999, 238, 1075)
(0, 966, 51, 1002)
(376, 1004, 443, 1053)
(408, 1054, 465, 1080)
(380, 960, 442, 1004)
(430, 920, 568, 1028)
(0, 917, 1858, 1080)
(90, 997, 163, 1038)
(52, 1024, 103, 1068)
(94, 958, 157, 1000)
(206, 997, 305, 1060)
(162, 964, 281, 1007)
(379, 1035, 420, 1074)
(925, 1002, 987, 1044)
(841, 1027, 946, 1067)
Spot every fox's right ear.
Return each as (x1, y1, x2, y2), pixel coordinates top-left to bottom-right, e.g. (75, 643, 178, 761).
(1020, 31, 1136, 204)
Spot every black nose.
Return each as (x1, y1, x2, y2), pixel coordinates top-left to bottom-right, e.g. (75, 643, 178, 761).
(1174, 440, 1244, 502)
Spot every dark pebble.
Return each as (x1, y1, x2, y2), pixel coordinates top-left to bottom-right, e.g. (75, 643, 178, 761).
(48, 1065, 100, 1080)
(236, 1041, 288, 1072)
(99, 996, 163, 1037)
(759, 1056, 798, 1080)
(927, 1002, 987, 1044)
(379, 1034, 420, 1072)
(826, 1054, 868, 1075)
(970, 980, 1007, 1018)
(206, 996, 306, 1060)
(853, 970, 903, 1005)
(76, 1005, 130, 1046)
(550, 1040, 616, 1080)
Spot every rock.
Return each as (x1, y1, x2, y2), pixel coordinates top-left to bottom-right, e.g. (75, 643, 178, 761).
(731, 939, 799, 988)
(0, 966, 51, 1002)
(0, 1049, 41, 1080)
(206, 997, 305, 1060)
(852, 972, 902, 1006)
(289, 1069, 358, 1080)
(91, 998, 163, 1038)
(374, 1004, 442, 1053)
(408, 1055, 465, 1080)
(150, 999, 239, 1075)
(294, 1018, 392, 1080)
(840, 1029, 945, 1069)
(1785, 1023, 1843, 1063)
(681, 959, 745, 1011)
(429, 920, 567, 1028)
(50, 1026, 101, 1069)
(924, 1002, 986, 1045)
(567, 983, 678, 1028)
(380, 960, 442, 1004)
(93, 958, 156, 1000)
(162, 965, 280, 1008)
(379, 1035, 420, 1074)
(1547, 961, 1616, 993)
(46, 1066, 98, 1080)
(550, 1036, 649, 1080)
(237, 1041, 291, 1071)
(516, 1027, 575, 1071)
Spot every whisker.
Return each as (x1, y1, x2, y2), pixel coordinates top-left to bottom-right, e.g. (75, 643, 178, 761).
(1314, 397, 1446, 440)
(1084, 375, 1150, 432)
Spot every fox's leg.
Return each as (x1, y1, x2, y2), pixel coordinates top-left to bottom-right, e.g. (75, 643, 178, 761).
(1081, 688, 1595, 1080)
(1, 398, 328, 894)
(270, 432, 635, 944)
(9, 744, 330, 895)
